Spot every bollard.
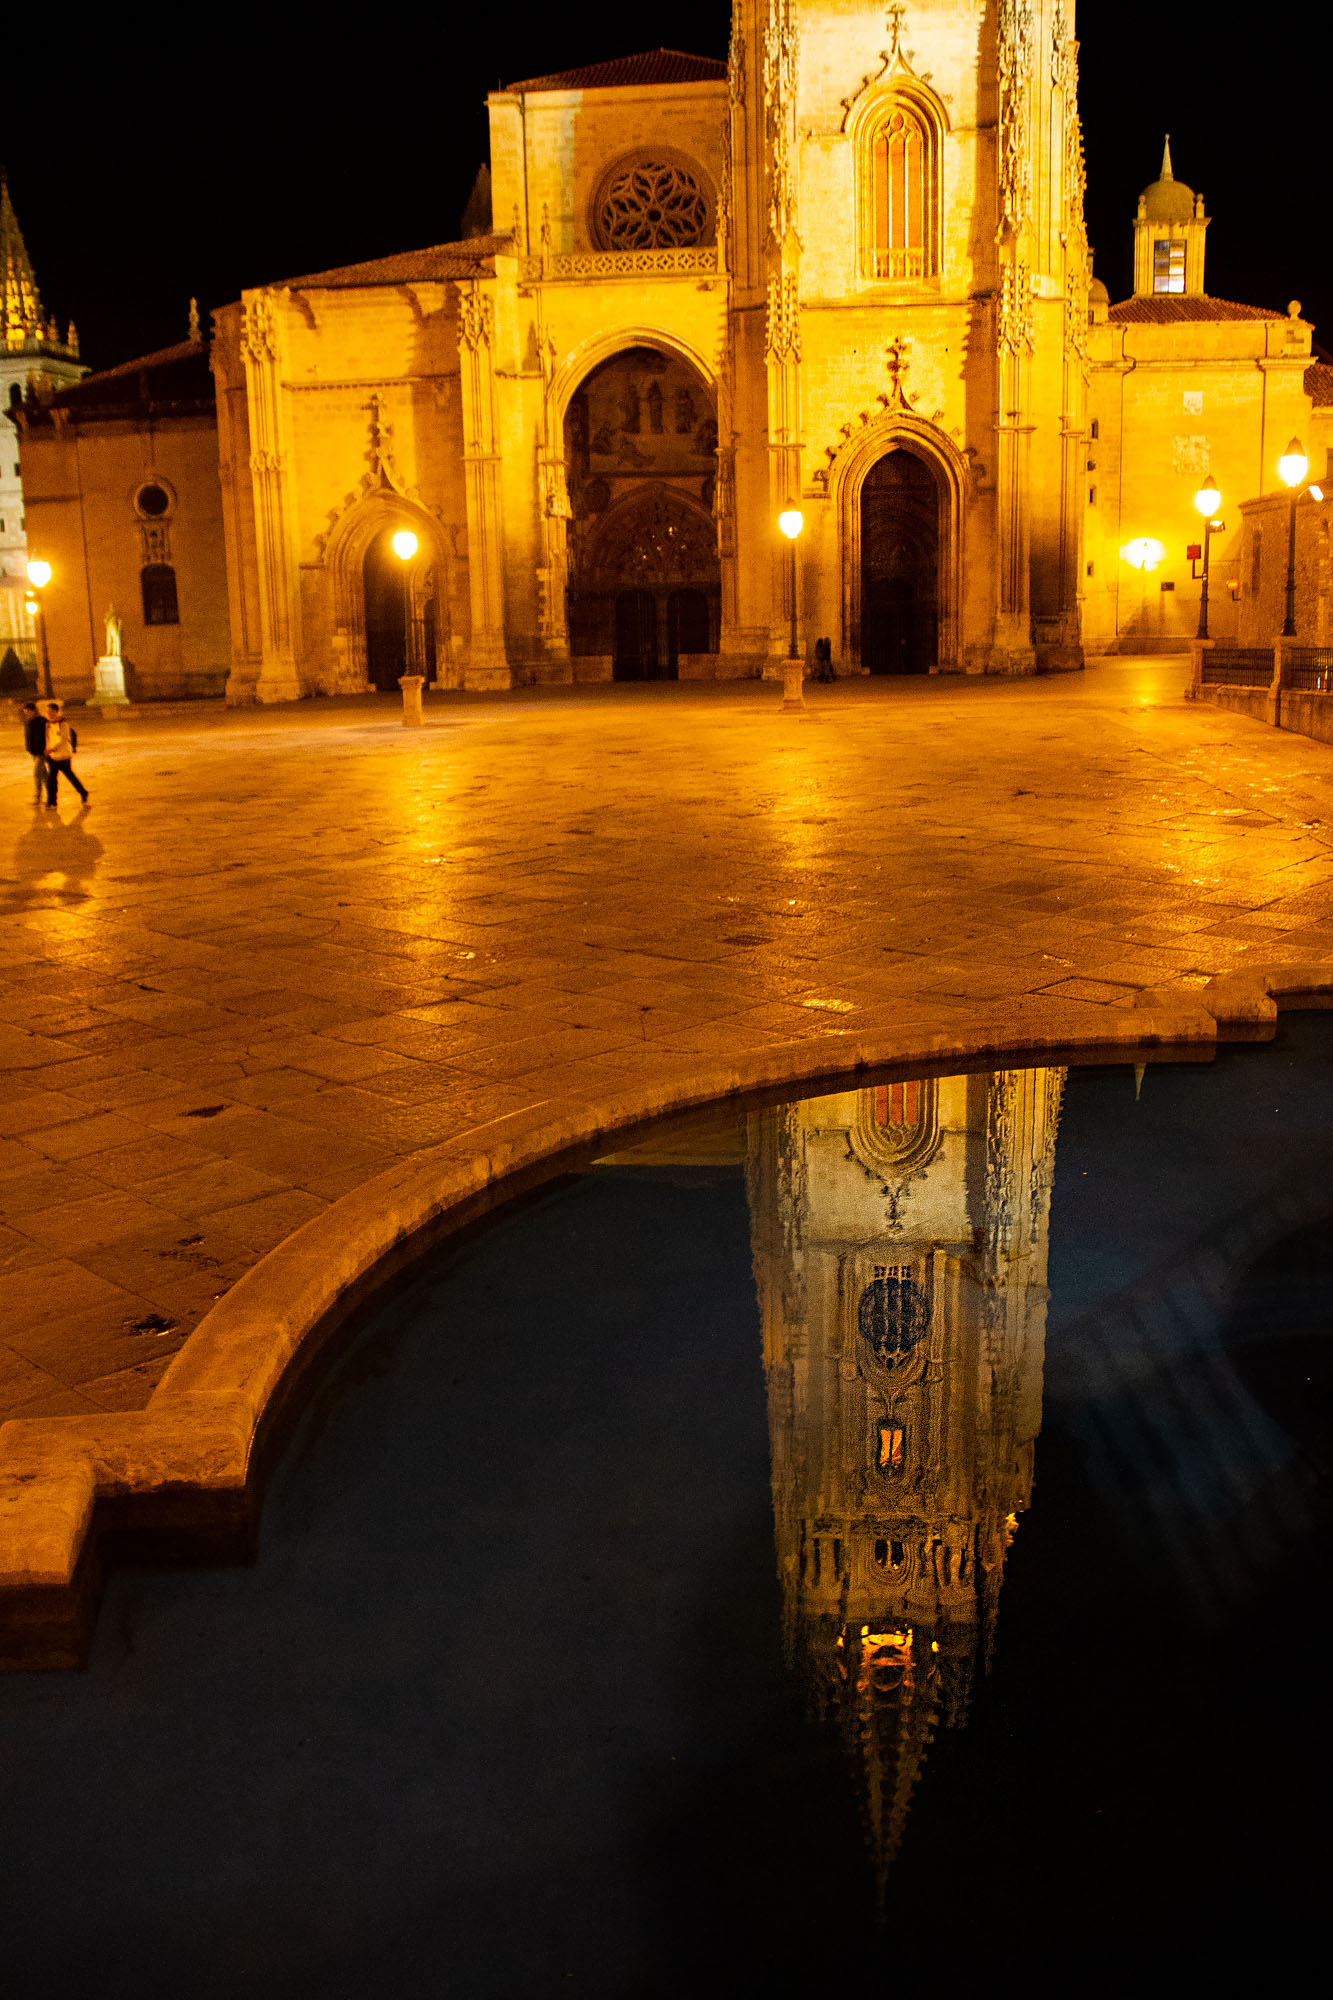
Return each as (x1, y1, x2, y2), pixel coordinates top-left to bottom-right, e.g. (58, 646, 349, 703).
(782, 660, 806, 711)
(398, 673, 425, 727)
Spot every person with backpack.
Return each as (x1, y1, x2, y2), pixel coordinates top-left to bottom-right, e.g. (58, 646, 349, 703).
(42, 701, 89, 807)
(20, 701, 48, 805)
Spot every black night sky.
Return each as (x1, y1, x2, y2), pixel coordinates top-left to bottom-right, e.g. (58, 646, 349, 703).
(6, 9, 1321, 370)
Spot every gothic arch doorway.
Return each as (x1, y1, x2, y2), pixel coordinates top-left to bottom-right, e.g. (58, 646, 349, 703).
(860, 448, 940, 674)
(362, 528, 439, 693)
(564, 344, 720, 679)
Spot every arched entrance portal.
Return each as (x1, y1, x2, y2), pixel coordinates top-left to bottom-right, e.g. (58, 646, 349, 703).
(564, 345, 720, 679)
(362, 529, 439, 692)
(860, 449, 939, 674)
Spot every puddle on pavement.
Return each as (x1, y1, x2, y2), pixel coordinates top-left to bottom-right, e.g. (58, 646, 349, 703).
(2, 1019, 1331, 1993)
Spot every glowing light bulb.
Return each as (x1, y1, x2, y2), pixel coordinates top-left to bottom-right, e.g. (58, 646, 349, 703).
(1279, 438, 1309, 490)
(778, 507, 804, 540)
(26, 558, 51, 588)
(1194, 474, 1221, 518)
(392, 530, 419, 562)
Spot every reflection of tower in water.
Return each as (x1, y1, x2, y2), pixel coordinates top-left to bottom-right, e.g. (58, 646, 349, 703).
(746, 1068, 1064, 1902)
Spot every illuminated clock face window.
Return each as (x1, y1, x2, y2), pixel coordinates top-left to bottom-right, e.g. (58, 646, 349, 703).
(858, 1267, 931, 1367)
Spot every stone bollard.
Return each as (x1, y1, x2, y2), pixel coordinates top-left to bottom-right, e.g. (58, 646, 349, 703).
(398, 673, 425, 727)
(781, 659, 806, 710)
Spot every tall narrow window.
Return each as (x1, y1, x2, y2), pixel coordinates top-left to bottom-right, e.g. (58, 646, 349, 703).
(1153, 239, 1186, 294)
(141, 564, 179, 626)
(871, 106, 930, 281)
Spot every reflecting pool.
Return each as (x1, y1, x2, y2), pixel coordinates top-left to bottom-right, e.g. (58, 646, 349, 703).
(2, 1020, 1331, 1994)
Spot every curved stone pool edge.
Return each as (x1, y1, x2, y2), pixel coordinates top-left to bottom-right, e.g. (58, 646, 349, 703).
(0, 964, 1324, 1671)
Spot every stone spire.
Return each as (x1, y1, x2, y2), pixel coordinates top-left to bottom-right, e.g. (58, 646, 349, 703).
(0, 172, 45, 351)
(1160, 133, 1174, 181)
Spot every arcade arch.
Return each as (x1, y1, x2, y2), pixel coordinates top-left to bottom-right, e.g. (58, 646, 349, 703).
(318, 493, 451, 695)
(562, 343, 720, 679)
(834, 422, 968, 673)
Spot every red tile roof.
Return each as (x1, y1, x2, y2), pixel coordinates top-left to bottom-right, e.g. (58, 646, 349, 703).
(22, 341, 214, 423)
(287, 235, 507, 289)
(503, 48, 726, 92)
(71, 339, 204, 382)
(1306, 361, 1333, 407)
(1107, 294, 1286, 324)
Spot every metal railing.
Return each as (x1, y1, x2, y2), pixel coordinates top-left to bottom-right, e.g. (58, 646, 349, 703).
(1281, 648, 1333, 692)
(1200, 651, 1273, 687)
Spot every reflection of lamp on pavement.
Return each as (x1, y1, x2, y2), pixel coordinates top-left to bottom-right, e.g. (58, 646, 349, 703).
(25, 558, 52, 699)
(778, 504, 804, 708)
(1278, 438, 1309, 639)
(1192, 472, 1222, 640)
(392, 529, 425, 725)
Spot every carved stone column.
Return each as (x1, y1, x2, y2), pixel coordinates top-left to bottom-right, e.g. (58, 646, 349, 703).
(993, 1, 1036, 673)
(1053, 11, 1088, 668)
(763, 0, 803, 675)
(240, 290, 304, 702)
(455, 283, 511, 690)
(536, 445, 571, 671)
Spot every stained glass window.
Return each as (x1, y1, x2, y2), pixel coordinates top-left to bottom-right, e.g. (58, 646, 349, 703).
(871, 107, 930, 280)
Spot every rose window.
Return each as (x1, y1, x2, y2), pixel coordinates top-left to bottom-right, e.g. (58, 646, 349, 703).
(596, 160, 710, 250)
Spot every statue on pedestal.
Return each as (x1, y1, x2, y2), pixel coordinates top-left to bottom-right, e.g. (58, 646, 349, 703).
(90, 604, 129, 706)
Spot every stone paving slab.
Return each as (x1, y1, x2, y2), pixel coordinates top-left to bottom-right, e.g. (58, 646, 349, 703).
(4, 659, 1333, 1421)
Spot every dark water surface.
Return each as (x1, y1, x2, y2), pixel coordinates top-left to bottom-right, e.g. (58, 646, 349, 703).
(2, 1021, 1331, 1996)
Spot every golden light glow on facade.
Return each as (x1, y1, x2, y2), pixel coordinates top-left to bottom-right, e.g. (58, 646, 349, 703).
(1120, 537, 1166, 572)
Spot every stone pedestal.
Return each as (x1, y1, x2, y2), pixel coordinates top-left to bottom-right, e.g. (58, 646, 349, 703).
(89, 655, 129, 707)
(398, 674, 425, 726)
(782, 660, 806, 710)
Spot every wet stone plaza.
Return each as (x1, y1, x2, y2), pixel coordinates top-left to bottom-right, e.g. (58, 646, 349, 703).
(6, 662, 1333, 1421)
(1, 663, 1333, 1989)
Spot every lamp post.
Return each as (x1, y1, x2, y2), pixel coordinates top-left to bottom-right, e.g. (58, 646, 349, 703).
(1193, 472, 1222, 640)
(392, 529, 424, 725)
(1278, 437, 1309, 639)
(25, 558, 52, 699)
(778, 504, 804, 707)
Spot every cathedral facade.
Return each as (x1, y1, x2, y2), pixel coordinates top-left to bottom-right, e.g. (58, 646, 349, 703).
(210, 4, 1092, 702)
(746, 1064, 1062, 1889)
(15, 8, 1332, 700)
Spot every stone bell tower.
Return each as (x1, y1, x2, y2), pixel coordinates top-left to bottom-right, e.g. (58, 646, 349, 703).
(746, 1064, 1063, 1893)
(1132, 138, 1210, 299)
(725, 1, 1089, 674)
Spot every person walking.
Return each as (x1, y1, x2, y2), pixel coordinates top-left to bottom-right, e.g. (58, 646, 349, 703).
(20, 701, 47, 805)
(42, 701, 89, 808)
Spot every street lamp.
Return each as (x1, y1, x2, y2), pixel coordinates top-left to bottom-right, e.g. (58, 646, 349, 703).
(1193, 472, 1222, 640)
(778, 504, 803, 660)
(25, 557, 53, 698)
(391, 528, 425, 725)
(1278, 437, 1309, 638)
